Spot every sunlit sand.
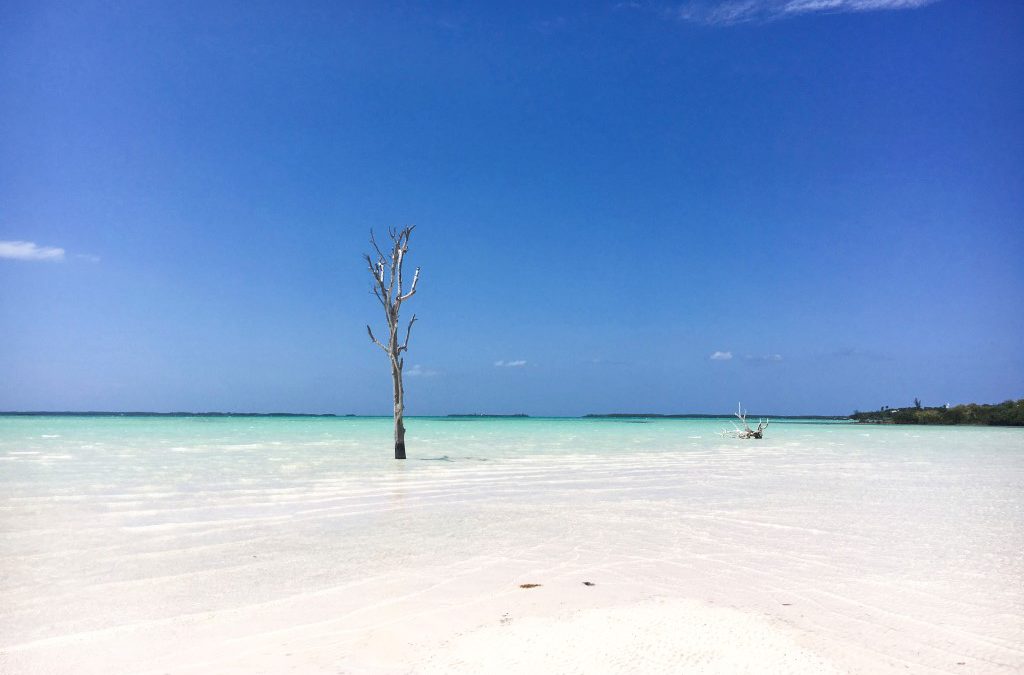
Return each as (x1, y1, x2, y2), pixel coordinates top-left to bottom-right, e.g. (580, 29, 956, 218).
(1, 417, 1021, 673)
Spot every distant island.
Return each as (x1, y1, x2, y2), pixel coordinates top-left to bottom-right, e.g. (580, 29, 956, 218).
(4, 405, 1021, 425)
(446, 414, 530, 418)
(0, 411, 340, 417)
(851, 399, 1024, 426)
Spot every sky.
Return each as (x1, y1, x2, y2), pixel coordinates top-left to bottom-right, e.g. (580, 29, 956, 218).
(1, 0, 1022, 416)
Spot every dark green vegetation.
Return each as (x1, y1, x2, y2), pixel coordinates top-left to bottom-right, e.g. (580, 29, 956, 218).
(851, 400, 1024, 426)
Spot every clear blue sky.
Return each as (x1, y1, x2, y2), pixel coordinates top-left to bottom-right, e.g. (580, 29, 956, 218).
(1, 0, 1021, 416)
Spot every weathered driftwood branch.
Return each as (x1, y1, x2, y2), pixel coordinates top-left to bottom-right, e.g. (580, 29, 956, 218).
(720, 402, 769, 439)
(366, 325, 388, 353)
(399, 314, 416, 354)
(364, 226, 420, 459)
(400, 268, 420, 302)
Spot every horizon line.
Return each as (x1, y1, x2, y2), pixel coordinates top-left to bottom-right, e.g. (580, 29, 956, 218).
(0, 410, 853, 419)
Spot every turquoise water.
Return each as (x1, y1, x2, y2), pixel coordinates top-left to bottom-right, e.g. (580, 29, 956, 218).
(1, 415, 1022, 673)
(1, 414, 1020, 505)
(0, 413, 1016, 480)
(0, 415, 941, 490)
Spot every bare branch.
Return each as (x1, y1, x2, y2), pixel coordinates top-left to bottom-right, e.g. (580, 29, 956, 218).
(398, 314, 417, 354)
(721, 402, 769, 439)
(365, 253, 389, 314)
(395, 226, 414, 297)
(395, 245, 405, 298)
(385, 232, 398, 300)
(399, 267, 420, 302)
(369, 230, 388, 265)
(734, 403, 749, 430)
(365, 253, 387, 295)
(366, 325, 389, 354)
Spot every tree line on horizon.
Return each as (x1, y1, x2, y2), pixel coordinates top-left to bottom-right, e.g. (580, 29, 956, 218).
(851, 399, 1024, 426)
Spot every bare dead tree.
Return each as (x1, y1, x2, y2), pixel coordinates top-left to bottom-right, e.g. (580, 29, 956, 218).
(720, 403, 769, 439)
(365, 226, 420, 459)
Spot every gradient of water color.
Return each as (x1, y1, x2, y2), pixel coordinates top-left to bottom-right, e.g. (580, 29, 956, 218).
(1, 416, 1022, 673)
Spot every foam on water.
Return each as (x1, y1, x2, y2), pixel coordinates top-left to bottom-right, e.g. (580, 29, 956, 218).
(0, 416, 1022, 673)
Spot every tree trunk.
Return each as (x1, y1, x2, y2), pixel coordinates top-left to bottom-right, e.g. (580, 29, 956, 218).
(364, 226, 420, 459)
(392, 357, 406, 460)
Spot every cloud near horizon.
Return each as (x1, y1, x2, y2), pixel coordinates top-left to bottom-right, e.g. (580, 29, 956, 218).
(0, 240, 65, 262)
(672, 0, 940, 25)
(494, 359, 528, 368)
(710, 351, 734, 361)
(744, 353, 784, 363)
(406, 364, 439, 377)
(827, 347, 894, 361)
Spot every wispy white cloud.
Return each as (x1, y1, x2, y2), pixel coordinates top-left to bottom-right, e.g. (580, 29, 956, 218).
(75, 253, 101, 263)
(587, 357, 631, 366)
(0, 240, 65, 262)
(710, 351, 734, 361)
(494, 359, 528, 368)
(406, 364, 439, 377)
(827, 347, 893, 361)
(784, 0, 935, 12)
(743, 353, 784, 363)
(672, 0, 940, 25)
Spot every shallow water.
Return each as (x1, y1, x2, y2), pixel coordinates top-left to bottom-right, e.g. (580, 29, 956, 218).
(1, 416, 1022, 673)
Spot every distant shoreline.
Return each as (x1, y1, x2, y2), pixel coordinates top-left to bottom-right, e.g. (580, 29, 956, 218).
(4, 411, 1018, 427)
(446, 413, 529, 418)
(0, 411, 343, 418)
(583, 413, 848, 420)
(3, 410, 1017, 425)
(0, 410, 850, 419)
(850, 399, 1023, 427)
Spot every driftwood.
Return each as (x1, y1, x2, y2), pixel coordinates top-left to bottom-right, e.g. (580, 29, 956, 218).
(720, 403, 769, 439)
(365, 226, 420, 459)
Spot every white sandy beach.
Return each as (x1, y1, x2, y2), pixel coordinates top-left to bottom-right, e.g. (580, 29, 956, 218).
(1, 417, 1022, 674)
